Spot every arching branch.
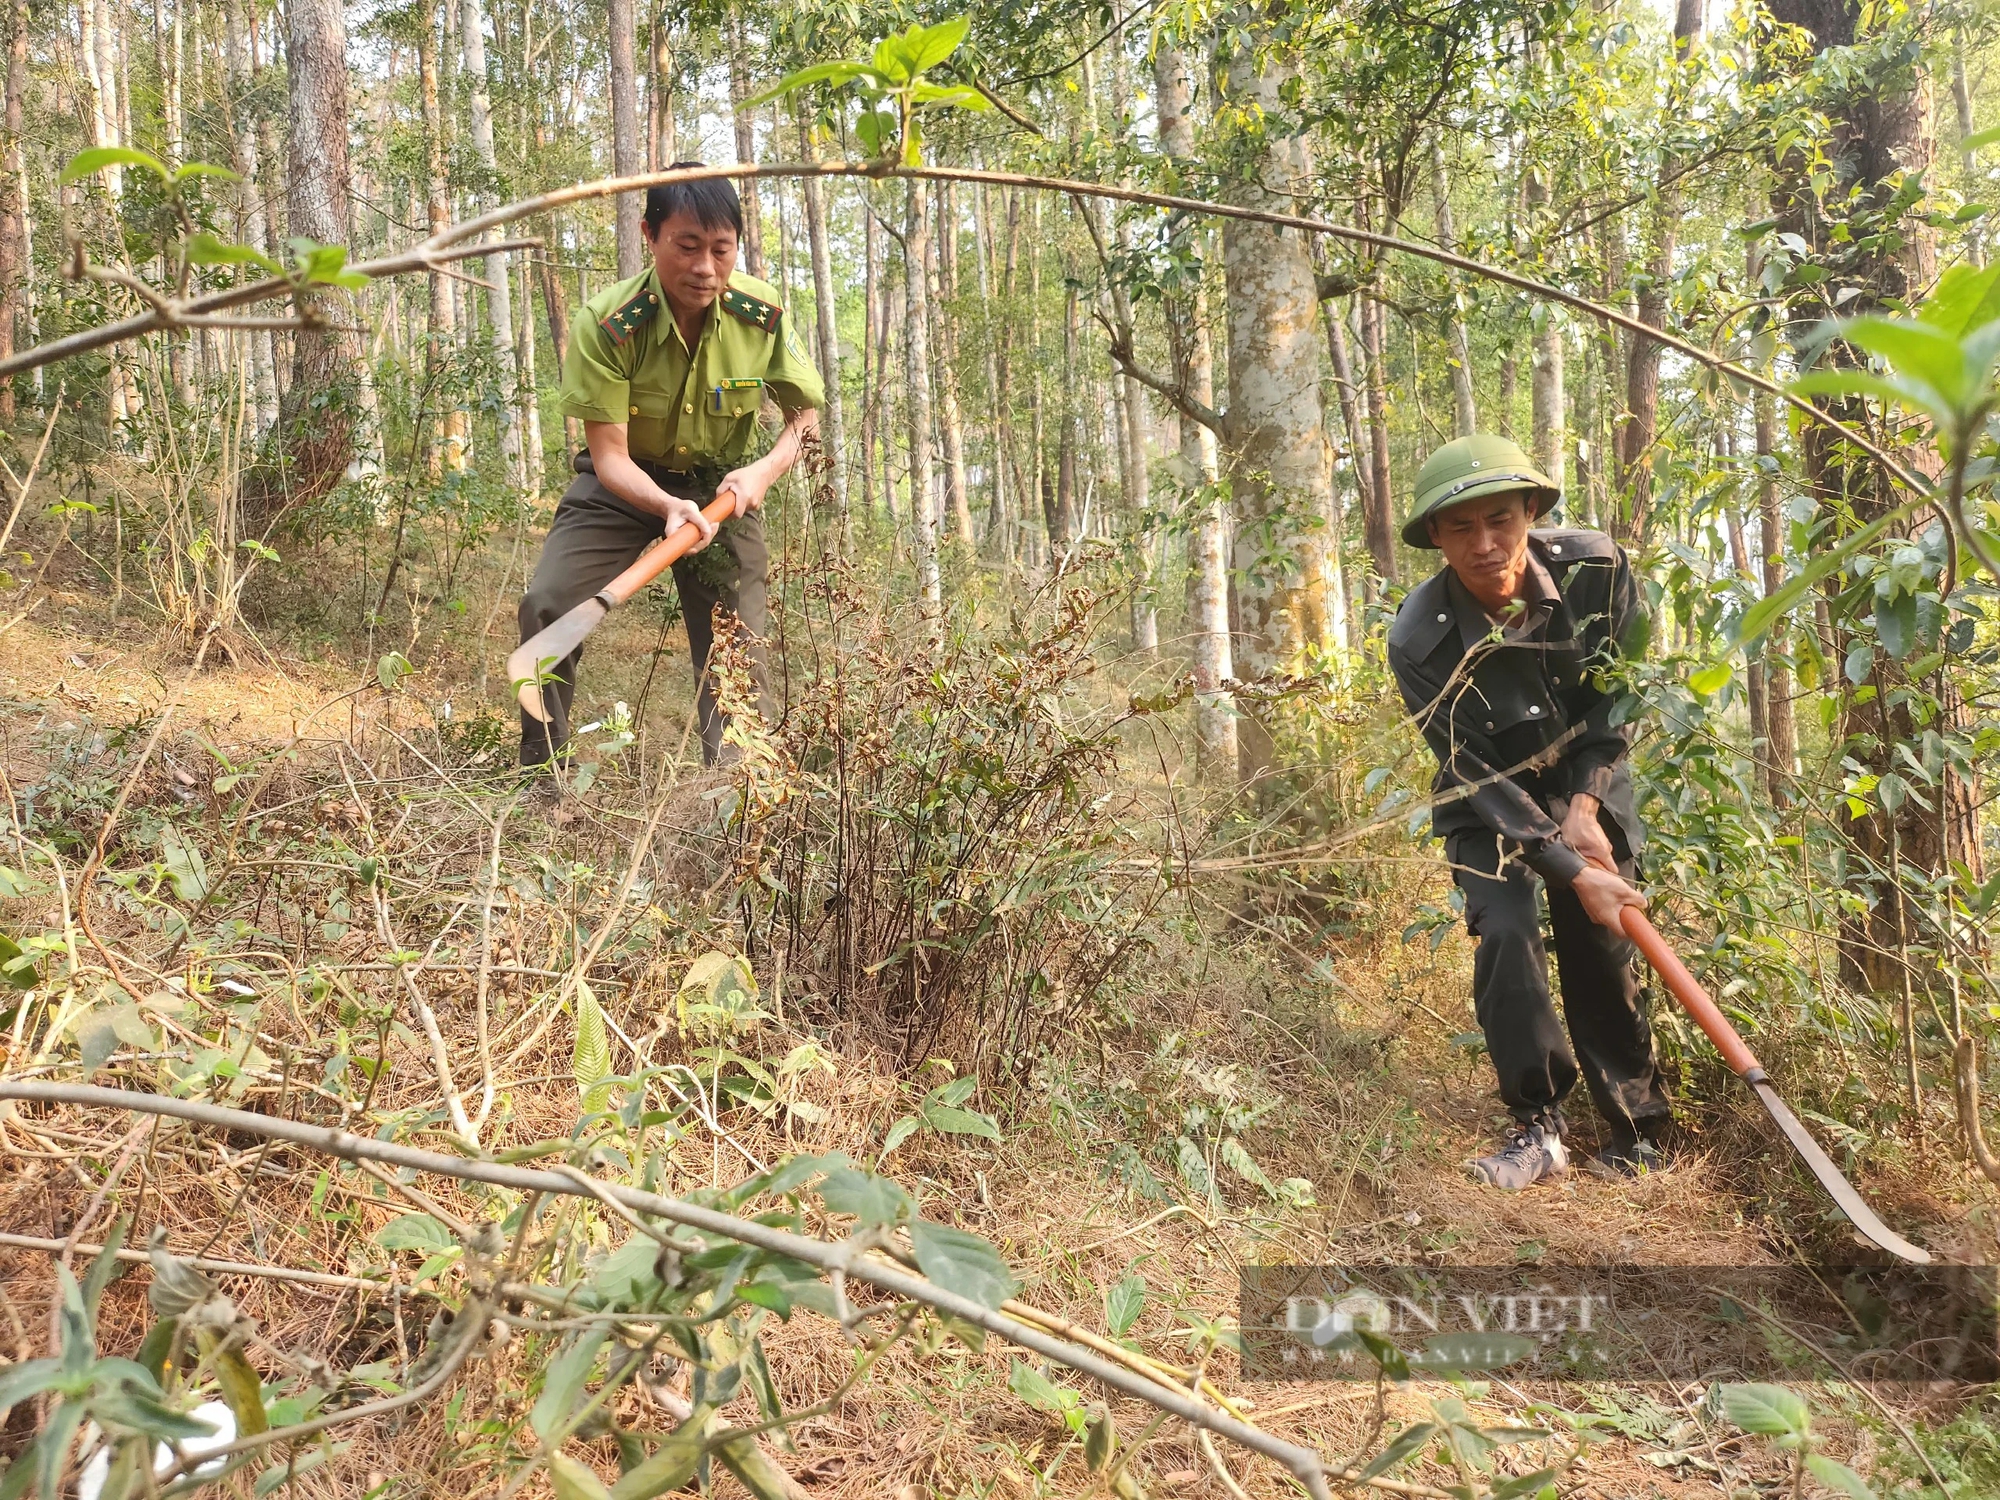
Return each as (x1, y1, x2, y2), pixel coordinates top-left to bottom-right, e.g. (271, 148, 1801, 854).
(7, 160, 1926, 503)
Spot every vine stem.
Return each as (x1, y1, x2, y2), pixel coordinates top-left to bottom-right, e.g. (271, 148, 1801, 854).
(10, 161, 1928, 507)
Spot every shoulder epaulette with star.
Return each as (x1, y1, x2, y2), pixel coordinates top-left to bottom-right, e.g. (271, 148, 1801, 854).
(719, 286, 782, 335)
(598, 286, 660, 345)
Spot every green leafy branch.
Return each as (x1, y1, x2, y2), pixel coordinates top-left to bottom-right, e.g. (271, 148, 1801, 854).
(1744, 262, 2000, 649)
(748, 17, 989, 170)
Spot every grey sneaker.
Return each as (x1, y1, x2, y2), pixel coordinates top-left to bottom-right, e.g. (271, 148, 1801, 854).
(1590, 1136, 1673, 1179)
(1469, 1124, 1569, 1190)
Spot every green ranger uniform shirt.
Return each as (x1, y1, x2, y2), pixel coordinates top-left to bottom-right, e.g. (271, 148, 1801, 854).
(557, 267, 824, 471)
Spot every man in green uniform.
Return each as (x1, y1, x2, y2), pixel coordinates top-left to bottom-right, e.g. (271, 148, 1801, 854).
(520, 166, 824, 768)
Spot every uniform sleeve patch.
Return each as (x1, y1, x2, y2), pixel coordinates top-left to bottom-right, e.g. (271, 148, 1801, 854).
(720, 286, 782, 334)
(598, 287, 660, 345)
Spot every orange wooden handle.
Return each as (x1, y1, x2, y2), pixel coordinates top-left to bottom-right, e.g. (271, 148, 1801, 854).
(1622, 908, 1763, 1077)
(599, 492, 741, 608)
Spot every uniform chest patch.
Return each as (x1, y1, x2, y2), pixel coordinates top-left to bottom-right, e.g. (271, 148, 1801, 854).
(720, 286, 782, 334)
(599, 287, 660, 345)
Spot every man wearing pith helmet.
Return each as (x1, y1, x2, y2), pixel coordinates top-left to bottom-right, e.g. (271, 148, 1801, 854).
(1386, 433, 1673, 1190)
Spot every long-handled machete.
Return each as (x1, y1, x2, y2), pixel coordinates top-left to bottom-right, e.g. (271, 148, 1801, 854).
(1622, 907, 1931, 1265)
(508, 491, 741, 722)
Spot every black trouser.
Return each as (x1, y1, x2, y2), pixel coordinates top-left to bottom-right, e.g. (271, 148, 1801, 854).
(1447, 810, 1671, 1144)
(517, 462, 769, 768)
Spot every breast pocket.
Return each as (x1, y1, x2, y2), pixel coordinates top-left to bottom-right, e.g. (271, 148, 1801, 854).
(1462, 656, 1560, 758)
(626, 385, 677, 462)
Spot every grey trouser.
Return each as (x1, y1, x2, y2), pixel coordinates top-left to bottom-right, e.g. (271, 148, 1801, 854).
(1447, 808, 1672, 1145)
(517, 462, 769, 767)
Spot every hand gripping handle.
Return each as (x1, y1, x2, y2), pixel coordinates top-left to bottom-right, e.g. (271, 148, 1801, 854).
(1622, 907, 1763, 1078)
(597, 491, 741, 609)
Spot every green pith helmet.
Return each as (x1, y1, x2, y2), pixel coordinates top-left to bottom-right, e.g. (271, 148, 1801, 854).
(1402, 433, 1560, 549)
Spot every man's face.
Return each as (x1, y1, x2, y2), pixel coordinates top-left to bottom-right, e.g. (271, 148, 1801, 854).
(645, 212, 738, 318)
(1427, 490, 1534, 602)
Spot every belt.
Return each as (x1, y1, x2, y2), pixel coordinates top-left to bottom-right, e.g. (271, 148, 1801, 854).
(572, 451, 728, 497)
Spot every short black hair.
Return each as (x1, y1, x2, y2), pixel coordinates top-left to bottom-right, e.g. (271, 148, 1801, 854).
(643, 165, 743, 237)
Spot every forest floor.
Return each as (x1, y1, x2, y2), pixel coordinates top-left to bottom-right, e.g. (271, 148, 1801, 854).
(1, 565, 1991, 1500)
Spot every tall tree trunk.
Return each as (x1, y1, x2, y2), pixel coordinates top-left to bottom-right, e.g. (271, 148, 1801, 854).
(904, 180, 939, 604)
(1432, 139, 1476, 437)
(1155, 39, 1235, 777)
(0, 0, 25, 424)
(1952, 28, 1982, 267)
(418, 15, 465, 472)
(462, 0, 526, 495)
(727, 21, 765, 278)
(1721, 426, 1771, 786)
(518, 262, 542, 488)
(1616, 0, 1704, 543)
(538, 248, 580, 454)
(1324, 300, 1369, 648)
(1053, 275, 1079, 547)
(974, 177, 1009, 564)
(86, 0, 140, 438)
(1359, 284, 1397, 588)
(1754, 383, 1796, 801)
(275, 0, 358, 505)
(250, 5, 285, 407)
(224, 0, 277, 432)
(607, 0, 641, 274)
(932, 185, 973, 547)
(1766, 0, 1966, 991)
(798, 119, 848, 541)
(1218, 22, 1332, 780)
(1521, 135, 1566, 492)
(1098, 39, 1155, 648)
(862, 208, 880, 525)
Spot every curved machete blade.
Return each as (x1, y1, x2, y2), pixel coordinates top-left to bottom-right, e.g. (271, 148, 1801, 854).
(1750, 1079, 1931, 1264)
(507, 598, 607, 722)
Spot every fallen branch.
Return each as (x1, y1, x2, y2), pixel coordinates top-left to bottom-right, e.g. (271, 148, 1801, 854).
(0, 1080, 1337, 1500)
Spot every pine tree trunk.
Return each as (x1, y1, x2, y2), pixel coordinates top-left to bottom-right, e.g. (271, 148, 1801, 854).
(1617, 0, 1704, 544)
(607, 0, 641, 274)
(727, 23, 764, 278)
(276, 0, 359, 505)
(1155, 38, 1234, 776)
(904, 180, 939, 604)
(462, 0, 526, 494)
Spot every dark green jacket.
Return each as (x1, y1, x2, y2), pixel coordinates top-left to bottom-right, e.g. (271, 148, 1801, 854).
(1387, 529, 1642, 887)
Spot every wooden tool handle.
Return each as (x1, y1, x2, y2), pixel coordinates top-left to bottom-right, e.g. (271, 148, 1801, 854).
(1622, 907, 1763, 1077)
(599, 491, 741, 608)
